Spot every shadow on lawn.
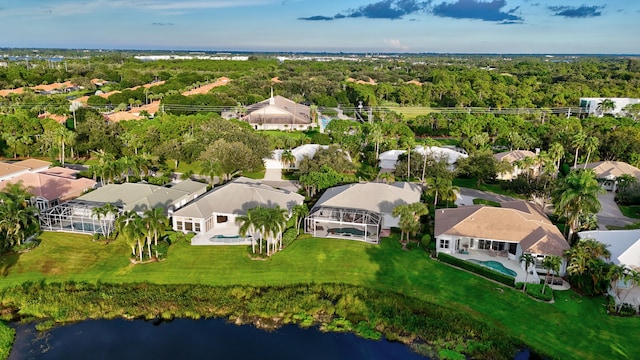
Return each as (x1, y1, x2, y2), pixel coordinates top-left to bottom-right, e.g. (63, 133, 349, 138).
(0, 252, 20, 277)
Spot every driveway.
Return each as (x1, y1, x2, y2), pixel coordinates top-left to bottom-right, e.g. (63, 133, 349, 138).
(455, 187, 517, 207)
(596, 192, 636, 229)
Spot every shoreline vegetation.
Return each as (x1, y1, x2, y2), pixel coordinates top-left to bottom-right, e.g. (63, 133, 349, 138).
(0, 282, 520, 360)
(0, 232, 638, 359)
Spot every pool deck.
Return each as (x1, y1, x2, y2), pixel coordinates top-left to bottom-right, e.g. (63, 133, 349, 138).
(449, 249, 540, 284)
(191, 229, 252, 246)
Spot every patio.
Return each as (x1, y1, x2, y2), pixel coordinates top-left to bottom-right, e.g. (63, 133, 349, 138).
(449, 249, 539, 284)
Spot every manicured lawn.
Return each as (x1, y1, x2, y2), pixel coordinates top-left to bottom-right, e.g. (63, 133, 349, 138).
(1, 232, 639, 359)
(453, 177, 523, 198)
(473, 198, 501, 207)
(618, 205, 640, 219)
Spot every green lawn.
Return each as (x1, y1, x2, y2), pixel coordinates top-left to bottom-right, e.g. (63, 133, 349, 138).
(453, 177, 523, 198)
(473, 198, 501, 207)
(1, 232, 639, 359)
(386, 106, 437, 119)
(618, 205, 640, 219)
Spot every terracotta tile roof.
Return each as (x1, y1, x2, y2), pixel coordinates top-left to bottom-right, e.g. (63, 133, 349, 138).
(0, 162, 30, 178)
(0, 88, 25, 97)
(32, 81, 75, 92)
(13, 159, 51, 170)
(37, 112, 68, 124)
(0, 172, 96, 202)
(435, 200, 568, 256)
(181, 77, 230, 96)
(40, 166, 79, 179)
(105, 111, 144, 122)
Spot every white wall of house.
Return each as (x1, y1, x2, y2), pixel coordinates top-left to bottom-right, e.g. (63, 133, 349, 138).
(173, 212, 240, 236)
(382, 213, 399, 229)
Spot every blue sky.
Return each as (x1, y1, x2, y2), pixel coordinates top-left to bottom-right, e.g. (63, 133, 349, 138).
(0, 0, 638, 53)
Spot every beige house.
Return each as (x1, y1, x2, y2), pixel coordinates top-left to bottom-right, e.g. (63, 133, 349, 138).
(435, 200, 569, 281)
(494, 150, 538, 180)
(241, 95, 315, 131)
(577, 161, 640, 191)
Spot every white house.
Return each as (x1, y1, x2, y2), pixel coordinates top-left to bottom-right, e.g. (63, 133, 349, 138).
(579, 97, 640, 117)
(264, 144, 329, 170)
(435, 200, 569, 283)
(305, 182, 422, 243)
(173, 177, 304, 245)
(378, 146, 467, 171)
(578, 230, 640, 311)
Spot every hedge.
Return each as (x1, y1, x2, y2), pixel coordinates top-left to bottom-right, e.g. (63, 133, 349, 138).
(437, 253, 515, 287)
(0, 321, 14, 360)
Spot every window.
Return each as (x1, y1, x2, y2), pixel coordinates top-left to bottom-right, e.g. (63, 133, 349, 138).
(176, 221, 183, 230)
(194, 223, 201, 232)
(439, 239, 450, 249)
(185, 222, 193, 231)
(217, 215, 228, 224)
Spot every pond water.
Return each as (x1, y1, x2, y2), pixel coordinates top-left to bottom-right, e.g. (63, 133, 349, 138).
(9, 318, 429, 360)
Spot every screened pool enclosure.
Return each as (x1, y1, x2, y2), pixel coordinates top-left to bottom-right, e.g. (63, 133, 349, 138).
(305, 206, 381, 243)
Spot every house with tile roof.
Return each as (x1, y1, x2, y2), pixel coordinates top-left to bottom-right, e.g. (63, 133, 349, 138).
(575, 161, 640, 191)
(39, 180, 207, 235)
(305, 182, 422, 244)
(435, 200, 569, 281)
(493, 150, 538, 180)
(241, 94, 316, 131)
(172, 177, 304, 245)
(0, 168, 96, 211)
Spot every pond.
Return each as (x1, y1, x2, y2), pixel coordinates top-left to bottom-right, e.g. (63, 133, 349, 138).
(9, 318, 429, 360)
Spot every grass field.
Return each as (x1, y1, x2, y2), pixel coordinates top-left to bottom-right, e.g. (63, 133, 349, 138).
(1, 232, 639, 358)
(386, 106, 437, 119)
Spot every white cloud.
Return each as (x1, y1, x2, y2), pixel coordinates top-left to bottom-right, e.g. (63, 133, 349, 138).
(384, 39, 409, 51)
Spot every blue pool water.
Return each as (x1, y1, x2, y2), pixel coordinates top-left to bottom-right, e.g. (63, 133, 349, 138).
(468, 259, 517, 277)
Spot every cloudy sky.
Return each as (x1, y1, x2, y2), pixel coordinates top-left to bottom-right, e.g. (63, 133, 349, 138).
(0, 0, 638, 53)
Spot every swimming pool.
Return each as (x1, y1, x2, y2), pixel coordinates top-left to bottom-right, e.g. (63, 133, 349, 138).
(468, 259, 517, 277)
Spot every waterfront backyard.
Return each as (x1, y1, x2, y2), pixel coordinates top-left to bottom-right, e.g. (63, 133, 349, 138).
(1, 232, 639, 359)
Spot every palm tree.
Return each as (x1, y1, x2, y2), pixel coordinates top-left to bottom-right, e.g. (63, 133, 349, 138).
(553, 170, 604, 240)
(367, 123, 384, 161)
(583, 136, 599, 168)
(425, 177, 458, 207)
(291, 203, 309, 236)
(548, 142, 564, 175)
(392, 202, 428, 245)
(236, 209, 260, 254)
(200, 159, 222, 188)
(101, 203, 119, 240)
(541, 255, 562, 294)
(118, 156, 137, 182)
(143, 207, 169, 258)
(115, 211, 143, 259)
(596, 98, 615, 116)
(280, 149, 296, 170)
(607, 264, 628, 313)
(264, 206, 288, 254)
(54, 126, 74, 166)
(520, 253, 536, 293)
(571, 132, 586, 168)
(91, 205, 106, 236)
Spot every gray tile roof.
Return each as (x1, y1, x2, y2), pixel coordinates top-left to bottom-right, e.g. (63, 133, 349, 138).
(312, 182, 422, 214)
(172, 177, 304, 218)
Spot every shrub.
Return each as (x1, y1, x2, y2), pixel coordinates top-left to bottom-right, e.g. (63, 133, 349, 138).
(437, 253, 515, 287)
(525, 283, 553, 302)
(282, 228, 298, 247)
(619, 303, 637, 317)
(421, 234, 432, 250)
(0, 321, 14, 360)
